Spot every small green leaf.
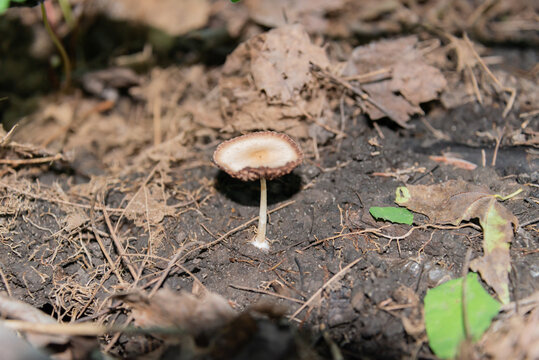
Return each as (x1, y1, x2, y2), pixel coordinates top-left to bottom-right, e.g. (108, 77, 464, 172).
(424, 273, 500, 359)
(369, 206, 413, 225)
(230, 0, 241, 2)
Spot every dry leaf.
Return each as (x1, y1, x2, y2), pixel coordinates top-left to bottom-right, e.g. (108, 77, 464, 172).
(96, 0, 210, 36)
(395, 180, 518, 303)
(480, 305, 539, 360)
(62, 208, 90, 232)
(219, 24, 332, 138)
(362, 81, 421, 124)
(116, 288, 236, 337)
(389, 60, 447, 106)
(123, 184, 175, 227)
(245, 0, 346, 35)
(343, 36, 446, 125)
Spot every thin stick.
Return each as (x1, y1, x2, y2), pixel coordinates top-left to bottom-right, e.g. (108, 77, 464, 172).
(491, 127, 504, 167)
(229, 284, 304, 304)
(176, 264, 207, 293)
(466, 65, 483, 105)
(153, 93, 162, 146)
(107, 248, 188, 352)
(0, 154, 63, 166)
(149, 249, 186, 295)
(0, 265, 12, 297)
(102, 204, 138, 279)
(302, 223, 481, 250)
(181, 200, 296, 261)
(0, 181, 132, 213)
(0, 124, 18, 146)
(3, 320, 107, 336)
(342, 67, 391, 82)
(76, 257, 120, 320)
(463, 34, 516, 118)
(310, 63, 411, 128)
(89, 197, 125, 285)
(290, 255, 364, 320)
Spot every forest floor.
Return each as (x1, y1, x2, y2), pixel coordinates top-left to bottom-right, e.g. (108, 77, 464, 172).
(0, 1, 537, 359)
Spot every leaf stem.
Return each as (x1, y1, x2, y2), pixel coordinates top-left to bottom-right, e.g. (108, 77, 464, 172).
(494, 188, 523, 201)
(41, 1, 71, 91)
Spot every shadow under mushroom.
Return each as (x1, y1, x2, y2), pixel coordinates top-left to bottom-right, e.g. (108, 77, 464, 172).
(214, 170, 302, 207)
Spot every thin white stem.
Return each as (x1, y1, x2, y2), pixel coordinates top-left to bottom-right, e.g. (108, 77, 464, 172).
(252, 177, 269, 250)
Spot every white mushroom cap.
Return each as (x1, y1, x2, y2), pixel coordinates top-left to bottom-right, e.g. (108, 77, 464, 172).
(213, 131, 303, 181)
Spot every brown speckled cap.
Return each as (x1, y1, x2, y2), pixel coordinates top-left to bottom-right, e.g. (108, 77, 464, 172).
(213, 131, 303, 181)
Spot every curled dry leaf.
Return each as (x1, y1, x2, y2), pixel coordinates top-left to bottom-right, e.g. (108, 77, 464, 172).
(395, 180, 518, 303)
(343, 36, 446, 126)
(116, 288, 236, 338)
(219, 24, 331, 138)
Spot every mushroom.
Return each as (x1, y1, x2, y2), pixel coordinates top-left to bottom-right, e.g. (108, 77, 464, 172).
(213, 131, 303, 250)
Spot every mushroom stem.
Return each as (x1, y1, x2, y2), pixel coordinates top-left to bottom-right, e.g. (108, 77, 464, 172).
(252, 177, 269, 250)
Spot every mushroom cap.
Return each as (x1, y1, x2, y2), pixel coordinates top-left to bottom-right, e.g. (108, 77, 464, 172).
(213, 131, 303, 181)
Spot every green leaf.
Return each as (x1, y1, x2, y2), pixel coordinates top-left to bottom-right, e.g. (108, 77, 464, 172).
(369, 206, 413, 225)
(424, 273, 500, 359)
(0, 0, 10, 13)
(230, 0, 241, 2)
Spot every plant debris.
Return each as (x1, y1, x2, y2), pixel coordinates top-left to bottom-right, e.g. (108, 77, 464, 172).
(0, 1, 537, 358)
(396, 180, 519, 303)
(219, 24, 332, 138)
(342, 36, 447, 126)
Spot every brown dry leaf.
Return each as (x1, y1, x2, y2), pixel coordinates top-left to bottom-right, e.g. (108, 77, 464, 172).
(389, 60, 447, 105)
(116, 288, 236, 337)
(123, 184, 175, 227)
(245, 0, 346, 35)
(1, 120, 64, 165)
(62, 208, 90, 233)
(480, 304, 539, 360)
(132, 135, 194, 169)
(510, 128, 539, 148)
(361, 81, 421, 124)
(395, 180, 518, 303)
(219, 24, 332, 138)
(64, 112, 148, 174)
(343, 36, 446, 125)
(96, 0, 210, 36)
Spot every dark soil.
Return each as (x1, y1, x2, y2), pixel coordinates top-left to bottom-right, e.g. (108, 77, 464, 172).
(0, 1, 537, 359)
